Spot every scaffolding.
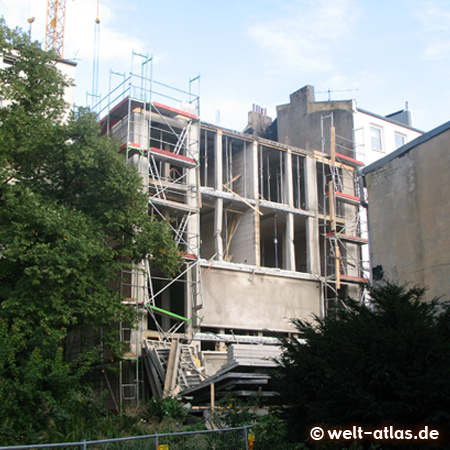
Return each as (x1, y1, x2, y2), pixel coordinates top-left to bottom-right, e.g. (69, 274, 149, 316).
(319, 115, 368, 313)
(93, 53, 202, 406)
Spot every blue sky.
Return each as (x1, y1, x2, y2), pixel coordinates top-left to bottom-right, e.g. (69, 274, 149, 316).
(2, 0, 450, 132)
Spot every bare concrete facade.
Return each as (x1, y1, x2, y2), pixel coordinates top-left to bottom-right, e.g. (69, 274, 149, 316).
(198, 121, 325, 336)
(361, 121, 450, 302)
(95, 75, 375, 406)
(277, 85, 355, 156)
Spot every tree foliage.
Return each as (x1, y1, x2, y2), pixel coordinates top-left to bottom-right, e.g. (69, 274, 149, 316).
(276, 283, 450, 447)
(0, 20, 181, 444)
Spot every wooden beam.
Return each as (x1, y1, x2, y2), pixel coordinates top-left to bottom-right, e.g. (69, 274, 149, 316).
(164, 338, 180, 396)
(328, 180, 341, 289)
(330, 126, 336, 167)
(210, 382, 215, 412)
(222, 184, 263, 216)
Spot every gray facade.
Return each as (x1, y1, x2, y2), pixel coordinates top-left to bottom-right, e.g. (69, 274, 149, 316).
(361, 121, 450, 302)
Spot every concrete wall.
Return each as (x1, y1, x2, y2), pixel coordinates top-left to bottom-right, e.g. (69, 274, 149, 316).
(200, 212, 216, 259)
(228, 210, 259, 265)
(364, 126, 450, 301)
(200, 264, 321, 332)
(277, 85, 354, 155)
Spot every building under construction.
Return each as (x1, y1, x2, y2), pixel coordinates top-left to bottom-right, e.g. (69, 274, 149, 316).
(92, 60, 422, 410)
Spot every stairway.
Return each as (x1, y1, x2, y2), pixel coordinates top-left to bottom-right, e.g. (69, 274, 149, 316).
(143, 339, 205, 398)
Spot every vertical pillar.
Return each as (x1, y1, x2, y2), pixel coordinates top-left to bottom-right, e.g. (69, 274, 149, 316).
(185, 119, 200, 338)
(253, 141, 261, 266)
(214, 131, 224, 260)
(305, 155, 321, 275)
(215, 199, 224, 260)
(248, 140, 259, 200)
(284, 213, 295, 271)
(283, 150, 295, 271)
(186, 121, 200, 257)
(215, 130, 223, 191)
(284, 150, 294, 207)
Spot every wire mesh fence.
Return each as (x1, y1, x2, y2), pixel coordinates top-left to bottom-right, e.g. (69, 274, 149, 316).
(0, 426, 251, 450)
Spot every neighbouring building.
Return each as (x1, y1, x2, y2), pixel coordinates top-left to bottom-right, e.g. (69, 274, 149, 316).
(276, 85, 422, 165)
(360, 120, 450, 302)
(0, 52, 76, 109)
(275, 85, 423, 280)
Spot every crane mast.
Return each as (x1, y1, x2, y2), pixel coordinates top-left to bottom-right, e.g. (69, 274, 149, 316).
(45, 0, 67, 57)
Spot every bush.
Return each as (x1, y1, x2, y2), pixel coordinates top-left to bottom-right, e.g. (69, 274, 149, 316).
(275, 283, 450, 448)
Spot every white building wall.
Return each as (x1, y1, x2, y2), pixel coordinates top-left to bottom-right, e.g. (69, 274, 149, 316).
(1, 54, 76, 111)
(56, 59, 76, 108)
(353, 110, 422, 165)
(353, 110, 423, 280)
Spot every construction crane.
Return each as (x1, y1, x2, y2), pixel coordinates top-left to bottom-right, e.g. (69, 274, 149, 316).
(45, 0, 100, 65)
(45, 0, 67, 57)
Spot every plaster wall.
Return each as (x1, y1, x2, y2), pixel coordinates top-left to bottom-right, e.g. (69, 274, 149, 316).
(200, 265, 321, 332)
(365, 128, 450, 301)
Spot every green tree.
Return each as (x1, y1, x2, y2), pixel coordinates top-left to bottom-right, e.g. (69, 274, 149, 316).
(0, 21, 181, 444)
(276, 283, 450, 448)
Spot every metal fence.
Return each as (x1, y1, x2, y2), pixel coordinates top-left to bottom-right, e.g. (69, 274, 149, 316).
(0, 426, 253, 450)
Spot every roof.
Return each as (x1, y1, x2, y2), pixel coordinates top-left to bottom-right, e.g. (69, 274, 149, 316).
(361, 119, 450, 175)
(357, 108, 423, 133)
(58, 57, 77, 67)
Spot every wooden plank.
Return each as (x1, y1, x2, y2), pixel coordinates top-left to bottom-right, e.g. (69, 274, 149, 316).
(149, 197, 198, 213)
(328, 181, 336, 232)
(335, 191, 360, 205)
(340, 275, 369, 284)
(164, 338, 180, 395)
(142, 343, 163, 398)
(222, 184, 263, 216)
(330, 126, 336, 167)
(326, 232, 368, 244)
(210, 383, 215, 411)
(149, 147, 197, 168)
(153, 101, 198, 120)
(149, 347, 166, 382)
(335, 152, 364, 166)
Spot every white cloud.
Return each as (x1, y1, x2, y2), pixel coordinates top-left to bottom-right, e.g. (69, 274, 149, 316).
(64, 0, 146, 63)
(325, 70, 387, 93)
(248, 0, 359, 74)
(416, 2, 450, 31)
(0, 0, 146, 63)
(0, 0, 47, 42)
(201, 94, 252, 131)
(415, 1, 450, 60)
(0, 0, 150, 106)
